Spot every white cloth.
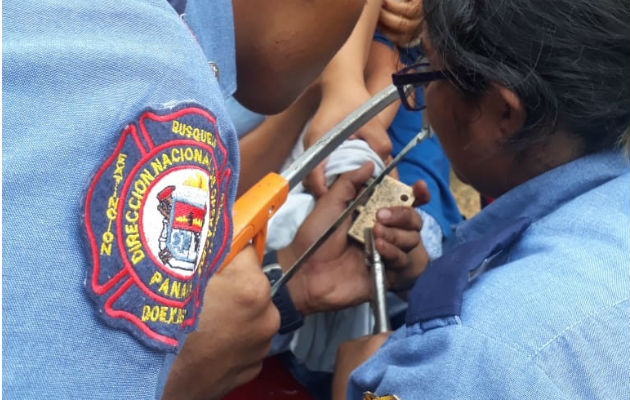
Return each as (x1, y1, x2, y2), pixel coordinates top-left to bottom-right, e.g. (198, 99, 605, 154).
(266, 138, 385, 251)
(267, 129, 443, 372)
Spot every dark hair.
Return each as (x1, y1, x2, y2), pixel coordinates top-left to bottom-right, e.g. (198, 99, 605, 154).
(423, 0, 630, 153)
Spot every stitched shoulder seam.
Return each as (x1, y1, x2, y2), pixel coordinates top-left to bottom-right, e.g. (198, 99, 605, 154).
(535, 297, 629, 356)
(456, 325, 571, 397)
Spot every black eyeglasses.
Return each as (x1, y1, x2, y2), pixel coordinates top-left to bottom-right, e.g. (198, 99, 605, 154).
(392, 62, 450, 111)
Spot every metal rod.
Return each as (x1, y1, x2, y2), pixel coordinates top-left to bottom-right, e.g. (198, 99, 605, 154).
(270, 128, 429, 298)
(365, 228, 391, 333)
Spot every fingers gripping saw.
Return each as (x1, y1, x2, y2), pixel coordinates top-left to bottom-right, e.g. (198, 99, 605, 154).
(218, 84, 401, 270)
(219, 84, 424, 289)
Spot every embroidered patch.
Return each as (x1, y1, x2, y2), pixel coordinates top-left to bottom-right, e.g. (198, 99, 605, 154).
(83, 103, 232, 352)
(363, 392, 400, 400)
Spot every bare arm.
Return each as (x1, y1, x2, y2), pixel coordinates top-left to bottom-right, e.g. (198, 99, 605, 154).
(237, 84, 320, 196)
(319, 0, 384, 90)
(364, 40, 403, 130)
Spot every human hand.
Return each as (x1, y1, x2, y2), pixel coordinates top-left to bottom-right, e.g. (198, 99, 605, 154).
(373, 179, 430, 294)
(303, 85, 392, 196)
(378, 0, 423, 47)
(162, 246, 280, 400)
(278, 163, 376, 315)
(332, 332, 393, 400)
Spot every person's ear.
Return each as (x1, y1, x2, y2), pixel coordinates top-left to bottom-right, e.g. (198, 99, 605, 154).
(489, 84, 526, 140)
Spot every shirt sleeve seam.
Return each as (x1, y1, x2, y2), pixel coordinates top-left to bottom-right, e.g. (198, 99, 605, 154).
(462, 325, 570, 397)
(463, 323, 533, 356)
(534, 297, 629, 356)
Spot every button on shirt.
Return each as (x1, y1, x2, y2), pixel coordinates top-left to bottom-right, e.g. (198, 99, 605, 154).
(3, 0, 238, 398)
(348, 151, 630, 399)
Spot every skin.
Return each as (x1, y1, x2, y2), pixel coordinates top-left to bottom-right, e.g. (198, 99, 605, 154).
(419, 26, 581, 198)
(332, 332, 392, 400)
(163, 247, 280, 400)
(302, 84, 392, 196)
(235, 0, 419, 195)
(277, 163, 429, 315)
(301, 0, 389, 195)
(302, 0, 423, 196)
(364, 40, 403, 127)
(165, 165, 428, 399)
(378, 0, 423, 46)
(279, 165, 375, 315)
(237, 84, 321, 196)
(232, 0, 367, 114)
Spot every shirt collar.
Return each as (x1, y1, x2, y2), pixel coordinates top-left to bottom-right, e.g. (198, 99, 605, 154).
(451, 150, 630, 248)
(180, 0, 237, 98)
(406, 150, 629, 325)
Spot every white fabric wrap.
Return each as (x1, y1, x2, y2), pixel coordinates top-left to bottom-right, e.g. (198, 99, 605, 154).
(267, 130, 443, 372)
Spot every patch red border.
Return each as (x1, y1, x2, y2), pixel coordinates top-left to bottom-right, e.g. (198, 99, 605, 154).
(84, 105, 232, 349)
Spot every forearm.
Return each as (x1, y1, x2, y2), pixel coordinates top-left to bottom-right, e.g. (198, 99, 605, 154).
(332, 333, 392, 400)
(319, 0, 383, 91)
(365, 40, 402, 129)
(237, 84, 320, 196)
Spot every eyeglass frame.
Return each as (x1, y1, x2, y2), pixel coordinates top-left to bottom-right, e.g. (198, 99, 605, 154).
(392, 62, 451, 111)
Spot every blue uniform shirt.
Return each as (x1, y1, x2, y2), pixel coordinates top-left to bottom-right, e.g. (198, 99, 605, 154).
(3, 0, 239, 398)
(348, 151, 630, 399)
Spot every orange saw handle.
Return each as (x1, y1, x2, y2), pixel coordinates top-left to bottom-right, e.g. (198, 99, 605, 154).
(218, 173, 289, 272)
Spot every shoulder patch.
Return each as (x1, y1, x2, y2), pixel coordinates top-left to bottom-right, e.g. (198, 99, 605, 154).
(83, 103, 232, 352)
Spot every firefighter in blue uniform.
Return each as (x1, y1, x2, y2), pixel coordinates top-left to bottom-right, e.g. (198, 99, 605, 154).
(334, 0, 630, 399)
(3, 0, 371, 399)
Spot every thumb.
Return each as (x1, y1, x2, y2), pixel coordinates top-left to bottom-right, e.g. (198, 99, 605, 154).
(412, 179, 431, 206)
(327, 162, 375, 205)
(303, 162, 329, 197)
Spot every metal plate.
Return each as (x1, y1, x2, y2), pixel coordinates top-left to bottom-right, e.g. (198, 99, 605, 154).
(348, 175, 414, 244)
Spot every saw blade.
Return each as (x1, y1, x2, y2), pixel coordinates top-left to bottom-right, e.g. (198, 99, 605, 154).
(270, 128, 430, 298)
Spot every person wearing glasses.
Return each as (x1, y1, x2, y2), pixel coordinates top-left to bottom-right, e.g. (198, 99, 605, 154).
(333, 0, 630, 398)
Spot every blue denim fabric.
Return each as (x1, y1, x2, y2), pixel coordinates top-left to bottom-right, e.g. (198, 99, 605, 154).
(348, 151, 630, 399)
(3, 0, 238, 398)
